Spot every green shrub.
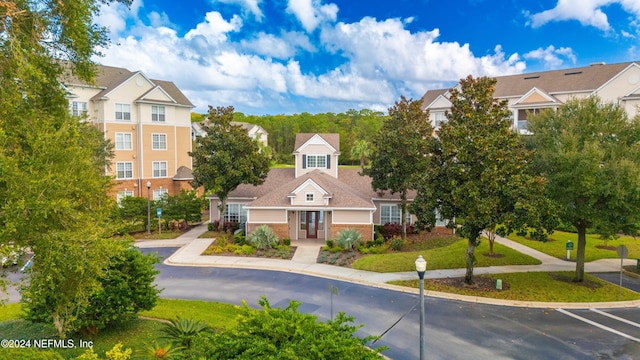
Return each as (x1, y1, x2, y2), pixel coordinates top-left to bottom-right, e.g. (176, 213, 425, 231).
(234, 235, 248, 246)
(336, 229, 363, 250)
(283, 238, 291, 246)
(241, 245, 255, 255)
(216, 234, 228, 247)
(326, 240, 334, 248)
(208, 222, 216, 231)
(248, 225, 279, 250)
(330, 246, 343, 253)
(159, 317, 215, 350)
(389, 236, 405, 251)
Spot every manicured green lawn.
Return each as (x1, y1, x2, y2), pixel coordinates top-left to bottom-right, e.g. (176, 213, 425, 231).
(353, 237, 541, 272)
(0, 299, 240, 359)
(391, 271, 640, 302)
(139, 298, 239, 329)
(507, 230, 640, 261)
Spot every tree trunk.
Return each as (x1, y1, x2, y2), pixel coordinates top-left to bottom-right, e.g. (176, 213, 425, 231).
(401, 191, 407, 240)
(464, 238, 477, 285)
(574, 222, 587, 282)
(218, 196, 227, 232)
(360, 157, 365, 170)
(486, 230, 496, 255)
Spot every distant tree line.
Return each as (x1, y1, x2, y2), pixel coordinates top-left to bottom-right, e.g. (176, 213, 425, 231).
(192, 109, 386, 165)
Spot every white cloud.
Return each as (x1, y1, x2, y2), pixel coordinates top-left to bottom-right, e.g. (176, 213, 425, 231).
(523, 45, 577, 69)
(286, 0, 338, 33)
(320, 18, 524, 92)
(240, 31, 316, 59)
(528, 0, 640, 32)
(184, 12, 243, 43)
(95, 3, 527, 114)
(210, 0, 264, 21)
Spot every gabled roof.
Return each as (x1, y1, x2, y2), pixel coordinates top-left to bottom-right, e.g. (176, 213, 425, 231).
(492, 61, 635, 97)
(62, 64, 194, 108)
(216, 168, 414, 209)
(173, 166, 193, 180)
(294, 133, 340, 153)
(422, 61, 640, 107)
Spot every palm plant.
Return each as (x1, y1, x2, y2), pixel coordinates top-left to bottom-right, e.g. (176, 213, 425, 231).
(336, 228, 363, 250)
(158, 317, 214, 350)
(248, 225, 279, 250)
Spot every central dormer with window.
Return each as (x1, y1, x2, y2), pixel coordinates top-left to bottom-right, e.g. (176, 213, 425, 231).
(293, 133, 340, 179)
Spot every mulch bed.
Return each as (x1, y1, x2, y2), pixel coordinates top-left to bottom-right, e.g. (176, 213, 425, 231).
(430, 277, 509, 292)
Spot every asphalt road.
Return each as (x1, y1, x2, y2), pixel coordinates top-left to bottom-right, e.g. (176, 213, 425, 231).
(144, 247, 640, 360)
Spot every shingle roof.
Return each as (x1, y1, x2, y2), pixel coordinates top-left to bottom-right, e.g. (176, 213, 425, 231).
(62, 64, 194, 108)
(218, 168, 414, 209)
(173, 166, 193, 180)
(422, 61, 639, 106)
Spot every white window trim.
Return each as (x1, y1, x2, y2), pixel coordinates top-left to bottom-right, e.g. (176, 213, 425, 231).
(71, 101, 88, 117)
(115, 132, 133, 150)
(151, 105, 166, 122)
(115, 103, 131, 121)
(306, 154, 327, 169)
(224, 203, 247, 223)
(116, 190, 134, 205)
(153, 188, 168, 201)
(115, 162, 133, 179)
(152, 133, 167, 150)
(305, 192, 314, 202)
(152, 161, 168, 178)
(380, 204, 411, 224)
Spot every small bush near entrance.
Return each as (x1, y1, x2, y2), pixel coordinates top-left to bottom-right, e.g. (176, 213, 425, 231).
(248, 225, 279, 250)
(336, 228, 363, 250)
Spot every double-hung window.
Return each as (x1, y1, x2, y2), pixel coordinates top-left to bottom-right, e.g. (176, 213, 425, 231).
(152, 161, 168, 178)
(224, 204, 247, 223)
(115, 162, 133, 179)
(115, 103, 131, 120)
(115, 132, 132, 150)
(151, 105, 165, 122)
(153, 188, 168, 201)
(71, 101, 87, 117)
(305, 155, 327, 169)
(116, 190, 134, 205)
(380, 204, 410, 224)
(434, 112, 447, 128)
(152, 133, 167, 150)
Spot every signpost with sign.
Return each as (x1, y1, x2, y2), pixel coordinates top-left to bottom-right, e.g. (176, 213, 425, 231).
(566, 240, 574, 260)
(617, 245, 629, 296)
(157, 208, 162, 234)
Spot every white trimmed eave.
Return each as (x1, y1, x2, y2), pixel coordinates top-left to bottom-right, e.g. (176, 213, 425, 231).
(244, 206, 376, 211)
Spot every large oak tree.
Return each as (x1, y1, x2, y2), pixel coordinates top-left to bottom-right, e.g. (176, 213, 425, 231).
(527, 96, 640, 282)
(363, 96, 433, 239)
(190, 105, 270, 230)
(412, 76, 551, 284)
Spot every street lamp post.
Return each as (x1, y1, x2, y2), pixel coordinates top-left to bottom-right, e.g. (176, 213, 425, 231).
(415, 255, 427, 360)
(146, 181, 151, 234)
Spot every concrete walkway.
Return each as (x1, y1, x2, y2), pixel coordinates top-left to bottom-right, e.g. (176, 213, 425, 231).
(136, 223, 640, 309)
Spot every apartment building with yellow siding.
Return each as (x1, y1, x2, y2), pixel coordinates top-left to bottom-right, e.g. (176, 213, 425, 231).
(63, 65, 196, 202)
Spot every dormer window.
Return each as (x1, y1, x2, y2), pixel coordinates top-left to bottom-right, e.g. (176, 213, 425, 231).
(303, 154, 330, 169)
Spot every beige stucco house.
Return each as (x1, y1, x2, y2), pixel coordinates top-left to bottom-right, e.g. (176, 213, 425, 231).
(422, 61, 640, 132)
(208, 133, 450, 241)
(62, 65, 195, 202)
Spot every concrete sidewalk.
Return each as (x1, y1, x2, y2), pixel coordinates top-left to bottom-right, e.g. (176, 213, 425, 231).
(136, 223, 640, 309)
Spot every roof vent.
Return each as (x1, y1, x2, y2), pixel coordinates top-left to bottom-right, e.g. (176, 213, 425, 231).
(590, 62, 606, 66)
(564, 71, 582, 75)
(524, 76, 540, 80)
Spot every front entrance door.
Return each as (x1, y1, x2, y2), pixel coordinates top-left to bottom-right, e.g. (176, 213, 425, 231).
(307, 211, 318, 238)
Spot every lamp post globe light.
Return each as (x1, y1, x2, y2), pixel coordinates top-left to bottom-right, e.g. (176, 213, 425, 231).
(146, 181, 151, 234)
(415, 255, 427, 360)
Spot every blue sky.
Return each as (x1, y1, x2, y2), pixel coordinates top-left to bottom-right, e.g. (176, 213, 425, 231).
(95, 0, 640, 115)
